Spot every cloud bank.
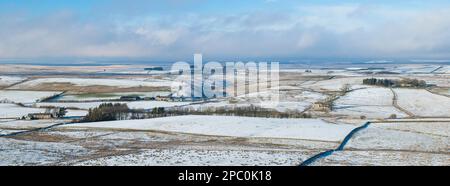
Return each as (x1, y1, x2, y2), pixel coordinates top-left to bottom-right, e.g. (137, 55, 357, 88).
(1, 2, 450, 60)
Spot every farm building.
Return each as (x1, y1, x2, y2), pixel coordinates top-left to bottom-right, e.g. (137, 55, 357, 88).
(23, 107, 67, 120)
(312, 102, 331, 112)
(25, 113, 54, 120)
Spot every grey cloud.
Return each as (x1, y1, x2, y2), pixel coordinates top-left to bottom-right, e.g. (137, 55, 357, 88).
(1, 5, 450, 60)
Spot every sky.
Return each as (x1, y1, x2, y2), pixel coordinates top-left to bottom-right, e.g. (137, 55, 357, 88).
(1, 0, 450, 61)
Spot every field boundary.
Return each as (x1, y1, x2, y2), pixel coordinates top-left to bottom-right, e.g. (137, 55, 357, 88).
(299, 122, 371, 166)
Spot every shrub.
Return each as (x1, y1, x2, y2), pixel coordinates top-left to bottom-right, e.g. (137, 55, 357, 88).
(388, 114, 397, 119)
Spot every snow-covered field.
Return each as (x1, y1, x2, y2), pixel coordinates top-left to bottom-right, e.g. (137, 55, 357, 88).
(0, 138, 90, 166)
(66, 109, 88, 117)
(392, 64, 443, 74)
(48, 130, 170, 142)
(333, 106, 407, 119)
(35, 101, 190, 110)
(0, 103, 86, 119)
(0, 76, 25, 86)
(394, 88, 450, 117)
(0, 104, 44, 118)
(435, 66, 450, 74)
(336, 87, 392, 105)
(2, 63, 450, 166)
(345, 125, 448, 152)
(311, 121, 450, 166)
(264, 90, 326, 112)
(314, 151, 449, 166)
(9, 78, 173, 89)
(333, 87, 407, 119)
(75, 149, 310, 166)
(0, 129, 25, 135)
(409, 75, 450, 87)
(56, 91, 171, 101)
(304, 77, 367, 91)
(0, 90, 60, 104)
(0, 119, 60, 130)
(375, 121, 450, 137)
(184, 90, 326, 113)
(62, 115, 356, 142)
(281, 69, 360, 77)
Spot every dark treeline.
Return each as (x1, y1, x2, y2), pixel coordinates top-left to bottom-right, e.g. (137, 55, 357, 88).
(171, 105, 311, 119)
(83, 103, 129, 122)
(130, 105, 312, 120)
(83, 103, 312, 122)
(363, 78, 395, 87)
(363, 78, 427, 88)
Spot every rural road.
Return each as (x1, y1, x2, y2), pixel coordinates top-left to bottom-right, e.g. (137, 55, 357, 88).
(390, 88, 416, 118)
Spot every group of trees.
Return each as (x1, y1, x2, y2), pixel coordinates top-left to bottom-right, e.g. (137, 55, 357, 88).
(82, 102, 314, 122)
(363, 78, 427, 88)
(164, 105, 312, 119)
(399, 78, 427, 87)
(363, 78, 395, 87)
(83, 103, 130, 122)
(121, 105, 312, 120)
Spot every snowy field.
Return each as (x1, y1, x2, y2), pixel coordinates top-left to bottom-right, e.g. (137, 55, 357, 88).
(0, 138, 91, 166)
(304, 77, 367, 91)
(0, 76, 25, 86)
(56, 91, 171, 101)
(435, 66, 450, 74)
(9, 78, 173, 89)
(0, 119, 60, 130)
(281, 69, 360, 77)
(375, 122, 450, 137)
(311, 121, 450, 166)
(333, 87, 407, 119)
(333, 106, 407, 119)
(391, 64, 443, 74)
(74, 149, 310, 166)
(0, 90, 61, 104)
(0, 129, 25, 135)
(0, 104, 44, 118)
(314, 151, 449, 166)
(394, 88, 450, 117)
(0, 102, 85, 119)
(184, 90, 327, 113)
(2, 63, 450, 166)
(263, 90, 326, 112)
(65, 109, 88, 117)
(408, 75, 450, 87)
(47, 130, 171, 142)
(62, 115, 356, 142)
(336, 87, 393, 105)
(35, 101, 190, 110)
(345, 125, 448, 152)
(346, 122, 450, 153)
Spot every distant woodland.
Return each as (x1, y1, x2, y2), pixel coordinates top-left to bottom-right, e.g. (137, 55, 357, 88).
(363, 78, 427, 88)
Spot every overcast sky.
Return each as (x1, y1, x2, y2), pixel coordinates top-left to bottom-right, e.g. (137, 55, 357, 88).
(1, 0, 450, 61)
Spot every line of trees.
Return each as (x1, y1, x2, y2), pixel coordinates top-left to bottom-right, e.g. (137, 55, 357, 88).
(82, 103, 129, 122)
(85, 105, 312, 122)
(363, 78, 395, 87)
(156, 105, 311, 119)
(363, 78, 427, 88)
(82, 103, 314, 122)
